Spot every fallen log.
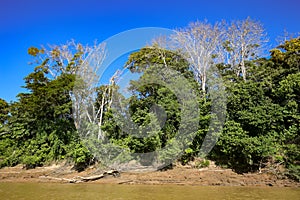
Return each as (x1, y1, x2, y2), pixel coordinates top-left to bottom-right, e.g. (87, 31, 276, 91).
(76, 174, 104, 182)
(39, 170, 120, 183)
(39, 176, 78, 183)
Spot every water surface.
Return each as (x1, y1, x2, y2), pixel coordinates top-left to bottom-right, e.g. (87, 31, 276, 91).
(0, 183, 299, 200)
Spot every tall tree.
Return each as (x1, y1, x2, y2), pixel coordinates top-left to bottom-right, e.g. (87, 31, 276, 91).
(171, 20, 224, 93)
(222, 17, 268, 81)
(0, 41, 102, 168)
(101, 46, 200, 165)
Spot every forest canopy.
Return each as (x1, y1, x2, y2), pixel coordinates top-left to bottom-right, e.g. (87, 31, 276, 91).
(0, 18, 299, 181)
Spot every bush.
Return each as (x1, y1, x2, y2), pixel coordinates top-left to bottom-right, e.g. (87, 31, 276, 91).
(195, 159, 210, 168)
(23, 155, 43, 169)
(286, 164, 300, 182)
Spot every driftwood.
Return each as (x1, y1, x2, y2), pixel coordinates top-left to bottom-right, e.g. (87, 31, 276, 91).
(39, 176, 78, 183)
(39, 170, 119, 183)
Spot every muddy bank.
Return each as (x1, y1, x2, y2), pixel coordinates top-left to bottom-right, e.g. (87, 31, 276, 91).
(0, 163, 299, 187)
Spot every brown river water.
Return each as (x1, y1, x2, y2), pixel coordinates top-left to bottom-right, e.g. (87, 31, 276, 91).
(0, 183, 299, 200)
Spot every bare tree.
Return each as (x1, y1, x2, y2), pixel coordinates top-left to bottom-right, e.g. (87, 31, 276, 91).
(72, 42, 124, 140)
(28, 40, 95, 79)
(276, 29, 300, 45)
(29, 40, 117, 140)
(72, 42, 106, 131)
(96, 70, 122, 140)
(170, 20, 225, 93)
(28, 40, 109, 134)
(222, 17, 268, 81)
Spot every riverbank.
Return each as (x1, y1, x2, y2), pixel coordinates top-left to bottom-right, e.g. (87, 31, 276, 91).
(0, 162, 299, 187)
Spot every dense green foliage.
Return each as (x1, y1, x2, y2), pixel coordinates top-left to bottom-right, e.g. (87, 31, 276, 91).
(210, 38, 300, 179)
(0, 48, 92, 170)
(102, 47, 203, 165)
(0, 36, 299, 181)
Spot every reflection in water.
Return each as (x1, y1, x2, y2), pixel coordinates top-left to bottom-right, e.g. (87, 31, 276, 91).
(0, 183, 299, 200)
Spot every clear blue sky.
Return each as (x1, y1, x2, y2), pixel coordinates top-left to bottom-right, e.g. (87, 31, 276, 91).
(0, 0, 299, 102)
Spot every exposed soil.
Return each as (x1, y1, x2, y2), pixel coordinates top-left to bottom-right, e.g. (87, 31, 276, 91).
(0, 162, 299, 187)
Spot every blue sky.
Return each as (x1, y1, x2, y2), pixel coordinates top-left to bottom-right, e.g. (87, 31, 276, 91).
(0, 0, 299, 102)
